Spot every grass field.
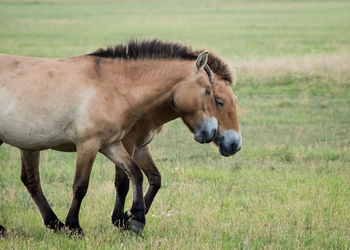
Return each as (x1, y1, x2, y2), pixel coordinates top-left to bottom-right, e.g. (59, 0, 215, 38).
(1, 0, 350, 249)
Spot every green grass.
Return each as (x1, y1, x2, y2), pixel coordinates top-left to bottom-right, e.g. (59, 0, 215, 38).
(1, 0, 350, 58)
(1, 0, 350, 249)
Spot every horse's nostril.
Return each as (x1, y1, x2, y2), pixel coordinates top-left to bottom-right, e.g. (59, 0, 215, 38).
(231, 143, 241, 153)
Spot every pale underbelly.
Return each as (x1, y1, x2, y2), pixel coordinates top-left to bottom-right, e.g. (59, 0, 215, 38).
(0, 132, 75, 151)
(0, 118, 75, 151)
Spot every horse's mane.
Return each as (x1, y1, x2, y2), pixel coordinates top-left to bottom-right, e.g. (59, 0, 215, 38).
(88, 39, 233, 84)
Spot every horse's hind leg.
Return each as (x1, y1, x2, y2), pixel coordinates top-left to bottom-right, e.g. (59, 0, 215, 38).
(20, 150, 64, 231)
(0, 140, 7, 238)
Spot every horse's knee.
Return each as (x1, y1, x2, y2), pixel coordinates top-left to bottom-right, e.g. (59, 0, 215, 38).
(153, 181, 161, 191)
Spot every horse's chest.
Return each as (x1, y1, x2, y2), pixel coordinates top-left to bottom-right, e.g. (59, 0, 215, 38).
(137, 127, 162, 149)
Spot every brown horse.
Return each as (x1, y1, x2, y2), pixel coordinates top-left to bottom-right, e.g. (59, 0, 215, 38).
(103, 47, 241, 229)
(0, 39, 240, 236)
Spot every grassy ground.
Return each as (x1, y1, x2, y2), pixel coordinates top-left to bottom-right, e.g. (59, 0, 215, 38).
(1, 0, 350, 249)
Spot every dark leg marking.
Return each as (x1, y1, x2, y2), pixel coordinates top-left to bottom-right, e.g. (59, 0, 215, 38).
(65, 142, 98, 236)
(20, 150, 64, 231)
(133, 146, 161, 214)
(122, 160, 145, 235)
(111, 164, 130, 229)
(111, 145, 161, 234)
(101, 143, 145, 235)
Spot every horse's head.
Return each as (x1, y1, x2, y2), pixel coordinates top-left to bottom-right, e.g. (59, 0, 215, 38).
(170, 50, 242, 154)
(211, 73, 242, 157)
(171, 51, 218, 144)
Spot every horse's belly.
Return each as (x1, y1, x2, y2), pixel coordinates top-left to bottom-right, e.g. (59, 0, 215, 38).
(0, 97, 75, 150)
(0, 119, 74, 150)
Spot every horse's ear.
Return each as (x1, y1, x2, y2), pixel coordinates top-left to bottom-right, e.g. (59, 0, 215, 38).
(196, 51, 208, 71)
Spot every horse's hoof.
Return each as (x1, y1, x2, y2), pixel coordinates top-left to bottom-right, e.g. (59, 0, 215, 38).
(0, 226, 7, 238)
(45, 219, 65, 232)
(112, 217, 126, 229)
(68, 228, 85, 238)
(112, 218, 122, 228)
(65, 223, 84, 238)
(124, 210, 132, 222)
(127, 219, 144, 236)
(112, 211, 132, 229)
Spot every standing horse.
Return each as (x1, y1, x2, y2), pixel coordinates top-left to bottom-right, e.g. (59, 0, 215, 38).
(0, 39, 239, 236)
(104, 48, 242, 228)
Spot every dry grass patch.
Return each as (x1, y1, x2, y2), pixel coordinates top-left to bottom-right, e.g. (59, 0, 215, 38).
(232, 53, 350, 83)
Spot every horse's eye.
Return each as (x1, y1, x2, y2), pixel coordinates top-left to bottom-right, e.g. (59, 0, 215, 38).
(215, 99, 224, 107)
(205, 89, 211, 95)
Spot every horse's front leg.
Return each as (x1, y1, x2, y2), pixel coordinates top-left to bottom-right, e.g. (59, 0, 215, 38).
(111, 145, 160, 229)
(65, 140, 99, 236)
(20, 150, 64, 231)
(133, 145, 161, 215)
(101, 143, 145, 235)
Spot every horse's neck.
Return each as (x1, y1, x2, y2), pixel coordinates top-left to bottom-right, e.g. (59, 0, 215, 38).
(108, 59, 192, 125)
(144, 103, 179, 129)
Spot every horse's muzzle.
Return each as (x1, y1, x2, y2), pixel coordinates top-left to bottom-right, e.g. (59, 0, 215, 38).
(216, 129, 242, 157)
(194, 117, 218, 144)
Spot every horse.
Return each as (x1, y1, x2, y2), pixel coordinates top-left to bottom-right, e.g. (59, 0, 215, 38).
(104, 49, 242, 229)
(0, 39, 240, 236)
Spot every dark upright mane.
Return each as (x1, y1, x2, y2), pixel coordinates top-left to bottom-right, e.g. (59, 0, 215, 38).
(89, 39, 233, 84)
